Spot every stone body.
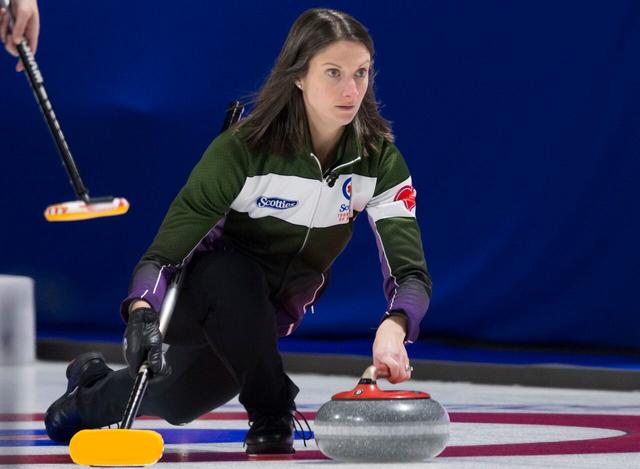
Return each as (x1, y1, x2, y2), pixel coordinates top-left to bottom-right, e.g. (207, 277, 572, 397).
(314, 397, 450, 462)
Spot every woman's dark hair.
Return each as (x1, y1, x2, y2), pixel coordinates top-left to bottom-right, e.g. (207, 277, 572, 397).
(237, 8, 393, 158)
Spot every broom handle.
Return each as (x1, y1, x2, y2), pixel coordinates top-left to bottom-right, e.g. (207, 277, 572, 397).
(120, 367, 150, 429)
(1, 0, 90, 201)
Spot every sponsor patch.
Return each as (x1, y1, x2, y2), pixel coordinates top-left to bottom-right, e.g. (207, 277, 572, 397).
(394, 185, 417, 211)
(338, 202, 352, 222)
(256, 196, 298, 210)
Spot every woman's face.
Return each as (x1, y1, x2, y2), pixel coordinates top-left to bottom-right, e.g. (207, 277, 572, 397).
(298, 40, 371, 132)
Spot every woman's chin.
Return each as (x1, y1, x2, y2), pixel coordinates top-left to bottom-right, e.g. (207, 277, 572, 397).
(335, 115, 357, 126)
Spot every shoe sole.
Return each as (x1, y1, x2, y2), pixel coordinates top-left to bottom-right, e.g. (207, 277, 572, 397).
(246, 443, 295, 455)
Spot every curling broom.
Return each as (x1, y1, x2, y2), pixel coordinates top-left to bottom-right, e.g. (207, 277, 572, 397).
(1, 0, 129, 222)
(68, 101, 244, 466)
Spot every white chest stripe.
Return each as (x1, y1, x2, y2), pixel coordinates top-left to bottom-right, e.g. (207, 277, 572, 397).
(230, 173, 377, 228)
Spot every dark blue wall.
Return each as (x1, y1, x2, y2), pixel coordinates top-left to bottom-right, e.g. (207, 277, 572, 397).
(1, 1, 639, 349)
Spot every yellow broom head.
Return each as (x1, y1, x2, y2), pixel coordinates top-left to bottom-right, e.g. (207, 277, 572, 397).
(69, 428, 164, 466)
(44, 197, 129, 222)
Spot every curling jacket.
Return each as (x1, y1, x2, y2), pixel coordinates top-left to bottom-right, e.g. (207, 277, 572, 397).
(121, 126, 432, 343)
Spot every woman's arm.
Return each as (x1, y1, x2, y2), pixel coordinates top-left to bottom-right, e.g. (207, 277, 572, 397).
(121, 131, 250, 321)
(366, 141, 432, 383)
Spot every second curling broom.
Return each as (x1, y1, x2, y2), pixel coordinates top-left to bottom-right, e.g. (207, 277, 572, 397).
(1, 0, 129, 222)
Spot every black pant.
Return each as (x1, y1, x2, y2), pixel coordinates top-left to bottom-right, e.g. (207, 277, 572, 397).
(76, 249, 299, 428)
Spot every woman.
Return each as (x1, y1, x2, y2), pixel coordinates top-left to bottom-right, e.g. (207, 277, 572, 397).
(45, 8, 432, 455)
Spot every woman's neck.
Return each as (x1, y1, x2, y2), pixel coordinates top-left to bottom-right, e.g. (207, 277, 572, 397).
(308, 120, 345, 168)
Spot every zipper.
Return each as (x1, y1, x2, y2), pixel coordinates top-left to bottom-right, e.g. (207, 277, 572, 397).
(298, 154, 361, 313)
(295, 153, 325, 255)
(297, 153, 361, 254)
(297, 152, 363, 254)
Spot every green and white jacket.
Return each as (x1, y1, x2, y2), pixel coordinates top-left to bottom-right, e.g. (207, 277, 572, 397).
(122, 126, 431, 343)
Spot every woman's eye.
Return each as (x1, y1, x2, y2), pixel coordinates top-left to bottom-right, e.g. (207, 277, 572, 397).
(326, 68, 340, 78)
(355, 68, 368, 78)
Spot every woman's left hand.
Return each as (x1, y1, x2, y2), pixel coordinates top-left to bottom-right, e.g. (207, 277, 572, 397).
(372, 315, 411, 384)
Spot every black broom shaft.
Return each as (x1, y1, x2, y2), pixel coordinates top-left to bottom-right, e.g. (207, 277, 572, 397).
(121, 368, 150, 429)
(15, 41, 90, 201)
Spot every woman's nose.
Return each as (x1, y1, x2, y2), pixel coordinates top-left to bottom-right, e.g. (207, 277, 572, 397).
(342, 78, 359, 98)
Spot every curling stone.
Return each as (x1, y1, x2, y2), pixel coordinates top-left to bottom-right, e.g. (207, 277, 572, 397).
(314, 365, 449, 462)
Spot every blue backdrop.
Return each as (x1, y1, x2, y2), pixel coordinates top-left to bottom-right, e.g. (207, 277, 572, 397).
(1, 1, 638, 350)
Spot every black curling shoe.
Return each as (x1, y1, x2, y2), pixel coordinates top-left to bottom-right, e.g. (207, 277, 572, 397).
(44, 352, 112, 443)
(244, 413, 295, 455)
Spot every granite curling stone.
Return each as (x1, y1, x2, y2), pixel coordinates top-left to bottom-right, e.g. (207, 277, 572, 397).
(314, 365, 449, 462)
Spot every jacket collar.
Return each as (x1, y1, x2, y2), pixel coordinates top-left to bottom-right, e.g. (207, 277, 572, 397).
(304, 123, 363, 167)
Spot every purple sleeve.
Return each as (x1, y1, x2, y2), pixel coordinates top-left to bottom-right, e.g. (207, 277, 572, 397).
(368, 215, 431, 344)
(119, 261, 176, 322)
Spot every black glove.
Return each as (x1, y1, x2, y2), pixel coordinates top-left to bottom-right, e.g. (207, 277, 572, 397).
(123, 308, 171, 379)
